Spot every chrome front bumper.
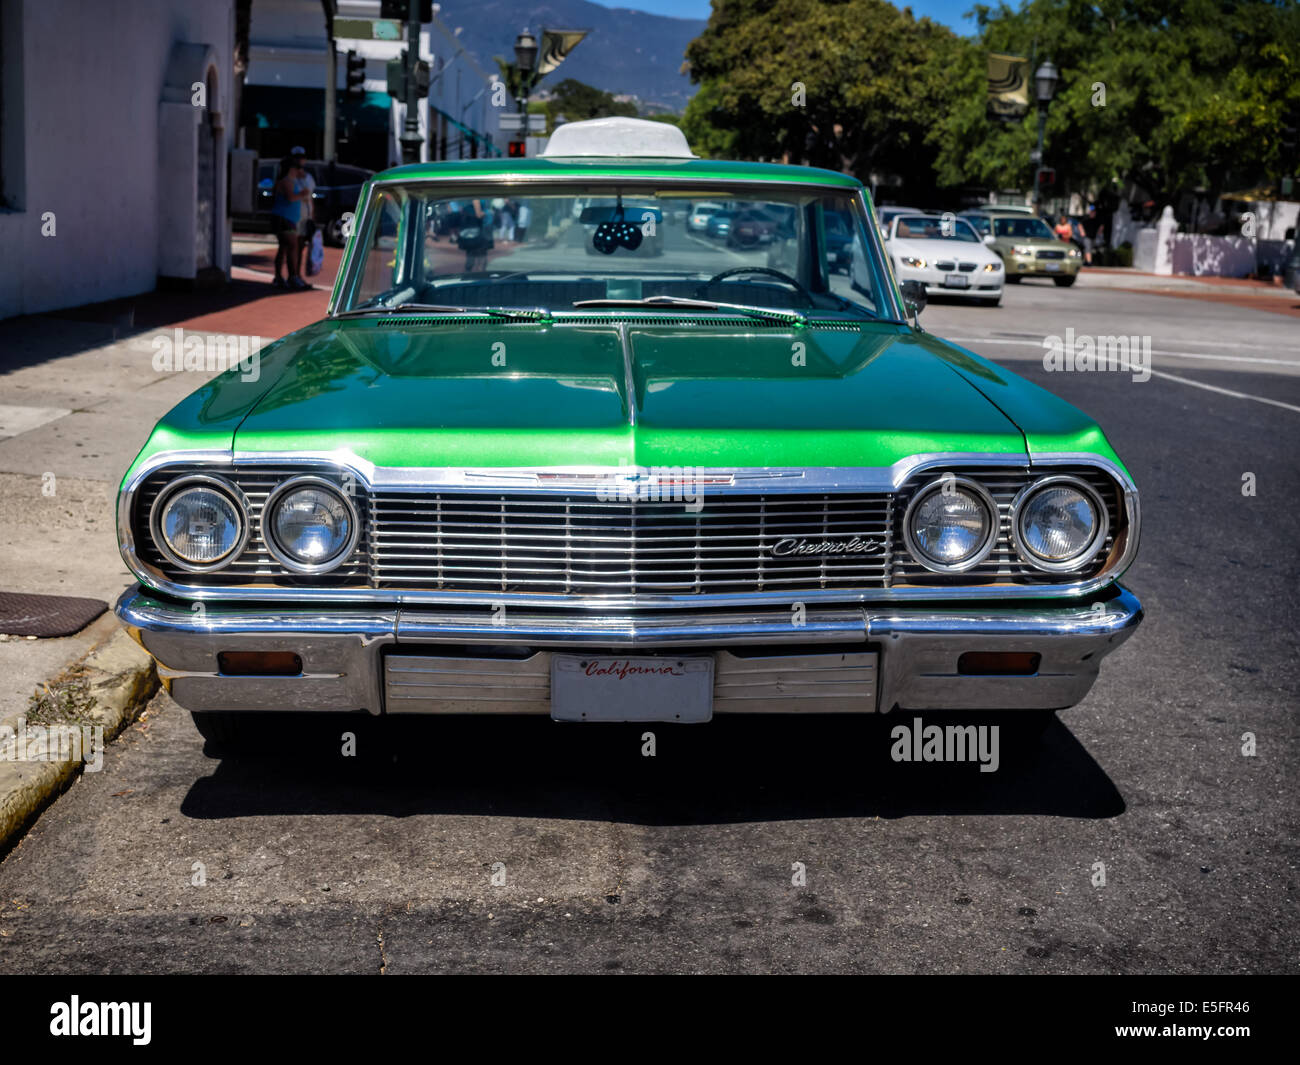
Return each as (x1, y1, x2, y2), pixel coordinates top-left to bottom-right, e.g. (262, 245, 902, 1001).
(116, 585, 1142, 716)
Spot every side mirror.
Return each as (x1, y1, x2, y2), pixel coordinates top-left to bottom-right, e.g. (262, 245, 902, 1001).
(983, 234, 997, 245)
(900, 279, 927, 324)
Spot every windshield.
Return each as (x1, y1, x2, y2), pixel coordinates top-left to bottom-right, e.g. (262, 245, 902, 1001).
(894, 215, 979, 242)
(337, 183, 896, 319)
(992, 215, 1056, 240)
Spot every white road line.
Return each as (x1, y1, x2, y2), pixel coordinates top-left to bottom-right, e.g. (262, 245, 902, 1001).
(1144, 369, 1300, 414)
(944, 336, 1299, 367)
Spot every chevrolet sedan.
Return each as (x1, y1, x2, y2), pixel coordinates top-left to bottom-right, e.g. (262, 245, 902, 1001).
(116, 118, 1141, 747)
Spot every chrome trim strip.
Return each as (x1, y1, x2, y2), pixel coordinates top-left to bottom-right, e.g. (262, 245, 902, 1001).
(117, 451, 1139, 607)
(617, 321, 637, 426)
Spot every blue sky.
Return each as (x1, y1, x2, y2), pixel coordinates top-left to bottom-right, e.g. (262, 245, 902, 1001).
(595, 0, 978, 33)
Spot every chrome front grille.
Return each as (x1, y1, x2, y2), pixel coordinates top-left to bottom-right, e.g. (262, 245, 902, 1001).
(132, 464, 1126, 599)
(368, 492, 892, 595)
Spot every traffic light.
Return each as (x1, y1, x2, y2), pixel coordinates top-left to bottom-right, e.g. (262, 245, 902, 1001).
(1036, 166, 1056, 189)
(507, 140, 527, 158)
(345, 51, 365, 95)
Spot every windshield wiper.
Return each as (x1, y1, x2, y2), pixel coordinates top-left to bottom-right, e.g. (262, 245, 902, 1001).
(571, 295, 806, 326)
(334, 303, 551, 321)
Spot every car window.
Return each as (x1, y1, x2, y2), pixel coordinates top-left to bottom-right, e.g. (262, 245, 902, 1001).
(963, 214, 990, 235)
(341, 184, 895, 320)
(893, 215, 979, 242)
(993, 216, 1056, 239)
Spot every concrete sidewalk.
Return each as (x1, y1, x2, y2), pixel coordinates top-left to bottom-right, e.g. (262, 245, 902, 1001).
(1073, 268, 1300, 317)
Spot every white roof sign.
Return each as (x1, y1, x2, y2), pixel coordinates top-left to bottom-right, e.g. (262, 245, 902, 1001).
(539, 117, 698, 159)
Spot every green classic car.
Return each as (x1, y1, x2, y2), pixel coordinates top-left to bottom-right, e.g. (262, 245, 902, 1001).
(115, 118, 1141, 744)
(960, 207, 1082, 286)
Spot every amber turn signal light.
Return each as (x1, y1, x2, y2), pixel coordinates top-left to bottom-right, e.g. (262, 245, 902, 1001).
(957, 652, 1041, 676)
(217, 651, 302, 676)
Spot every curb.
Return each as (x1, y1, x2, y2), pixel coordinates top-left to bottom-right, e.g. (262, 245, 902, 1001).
(0, 626, 158, 854)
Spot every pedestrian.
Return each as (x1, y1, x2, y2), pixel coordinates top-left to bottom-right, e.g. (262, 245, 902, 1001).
(291, 148, 318, 281)
(270, 155, 312, 290)
(1054, 213, 1073, 242)
(1081, 204, 1105, 266)
(515, 200, 531, 243)
(457, 198, 492, 272)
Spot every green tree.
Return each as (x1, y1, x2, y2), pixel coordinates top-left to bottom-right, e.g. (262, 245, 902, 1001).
(684, 0, 965, 186)
(935, 0, 1300, 203)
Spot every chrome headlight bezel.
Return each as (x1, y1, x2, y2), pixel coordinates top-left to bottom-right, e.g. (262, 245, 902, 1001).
(148, 474, 250, 573)
(262, 475, 360, 575)
(1010, 475, 1109, 572)
(903, 476, 999, 573)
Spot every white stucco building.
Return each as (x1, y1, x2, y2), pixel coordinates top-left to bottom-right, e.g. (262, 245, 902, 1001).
(0, 0, 236, 318)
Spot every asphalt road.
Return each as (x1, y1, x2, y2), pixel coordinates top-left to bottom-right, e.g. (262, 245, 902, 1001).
(0, 277, 1296, 974)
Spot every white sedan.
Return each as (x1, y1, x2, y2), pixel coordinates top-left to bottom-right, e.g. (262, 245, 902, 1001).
(884, 213, 1004, 306)
(687, 202, 725, 232)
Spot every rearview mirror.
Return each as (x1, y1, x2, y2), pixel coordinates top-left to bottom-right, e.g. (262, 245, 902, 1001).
(983, 234, 997, 245)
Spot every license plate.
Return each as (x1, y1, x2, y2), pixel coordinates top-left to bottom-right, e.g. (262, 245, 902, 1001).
(1045, 261, 1061, 271)
(943, 273, 969, 288)
(551, 655, 713, 722)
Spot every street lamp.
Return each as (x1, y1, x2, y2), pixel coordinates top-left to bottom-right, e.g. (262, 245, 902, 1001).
(1032, 59, 1060, 213)
(514, 28, 538, 120)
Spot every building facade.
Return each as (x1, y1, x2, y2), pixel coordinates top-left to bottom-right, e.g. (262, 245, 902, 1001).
(0, 0, 236, 318)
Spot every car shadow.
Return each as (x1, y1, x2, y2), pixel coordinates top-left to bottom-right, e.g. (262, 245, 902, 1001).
(179, 712, 1125, 825)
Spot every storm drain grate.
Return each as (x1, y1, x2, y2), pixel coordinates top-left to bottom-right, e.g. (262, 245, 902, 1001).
(0, 591, 108, 638)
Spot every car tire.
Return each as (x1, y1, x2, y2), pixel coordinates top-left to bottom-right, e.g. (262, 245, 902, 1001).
(324, 217, 346, 247)
(978, 296, 1002, 307)
(1053, 275, 1077, 287)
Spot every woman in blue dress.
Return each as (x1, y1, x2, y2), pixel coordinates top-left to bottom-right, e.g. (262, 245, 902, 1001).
(271, 155, 312, 289)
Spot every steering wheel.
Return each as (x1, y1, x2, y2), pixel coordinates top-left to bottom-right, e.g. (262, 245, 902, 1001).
(695, 266, 815, 307)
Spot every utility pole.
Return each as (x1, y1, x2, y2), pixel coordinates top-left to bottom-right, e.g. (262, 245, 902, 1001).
(323, 38, 337, 162)
(399, 0, 422, 163)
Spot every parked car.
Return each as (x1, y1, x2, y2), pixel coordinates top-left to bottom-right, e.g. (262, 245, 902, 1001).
(687, 202, 725, 232)
(116, 118, 1142, 747)
(960, 208, 1082, 285)
(238, 159, 374, 246)
(726, 207, 782, 248)
(705, 210, 735, 240)
(884, 213, 1004, 306)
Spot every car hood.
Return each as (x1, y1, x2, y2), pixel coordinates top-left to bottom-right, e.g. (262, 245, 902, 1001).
(214, 315, 1038, 470)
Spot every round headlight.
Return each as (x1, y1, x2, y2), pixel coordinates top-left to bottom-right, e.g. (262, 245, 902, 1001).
(264, 478, 358, 573)
(152, 477, 247, 571)
(904, 478, 997, 572)
(1013, 478, 1107, 571)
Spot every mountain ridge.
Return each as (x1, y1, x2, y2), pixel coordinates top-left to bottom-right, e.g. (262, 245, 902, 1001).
(435, 1, 705, 109)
